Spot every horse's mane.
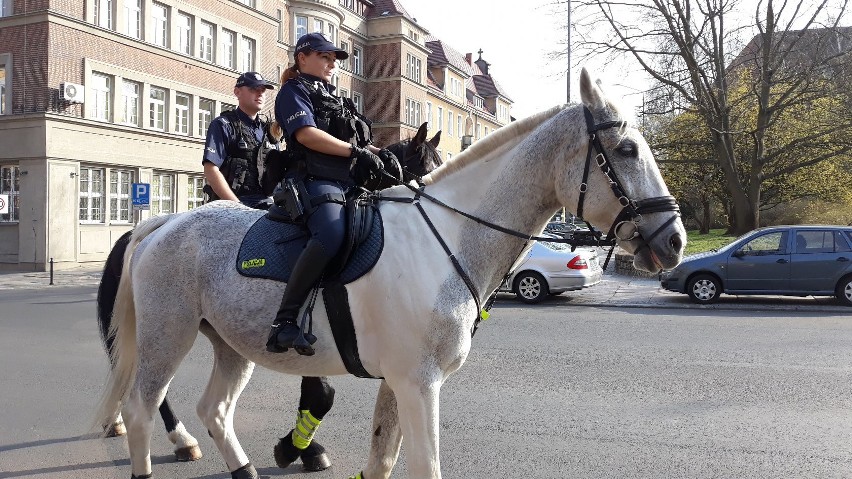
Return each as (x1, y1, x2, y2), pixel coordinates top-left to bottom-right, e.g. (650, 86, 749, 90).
(423, 104, 570, 185)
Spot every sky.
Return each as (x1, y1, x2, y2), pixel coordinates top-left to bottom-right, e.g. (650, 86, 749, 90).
(403, 0, 849, 122)
(404, 0, 646, 120)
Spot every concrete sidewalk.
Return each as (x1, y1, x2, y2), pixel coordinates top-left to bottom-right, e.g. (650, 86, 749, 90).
(0, 263, 848, 312)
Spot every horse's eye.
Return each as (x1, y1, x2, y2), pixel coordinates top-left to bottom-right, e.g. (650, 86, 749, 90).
(616, 142, 637, 158)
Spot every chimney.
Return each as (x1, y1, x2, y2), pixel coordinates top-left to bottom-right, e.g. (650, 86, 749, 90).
(465, 53, 472, 65)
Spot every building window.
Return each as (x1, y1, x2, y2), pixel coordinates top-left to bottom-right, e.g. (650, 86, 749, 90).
(109, 169, 133, 222)
(352, 93, 362, 113)
(198, 98, 214, 135)
(457, 114, 462, 137)
(187, 176, 205, 209)
(352, 47, 362, 75)
(449, 77, 462, 97)
(222, 102, 236, 112)
(437, 106, 443, 131)
(476, 123, 481, 139)
(405, 54, 421, 83)
(151, 2, 168, 47)
(295, 15, 307, 42)
(199, 21, 215, 62)
(94, 0, 114, 29)
(405, 98, 421, 126)
(1, 0, 12, 17)
(121, 80, 140, 126)
(124, 0, 141, 38)
(339, 88, 348, 98)
(221, 29, 235, 69)
(79, 167, 105, 223)
(312, 18, 323, 34)
(241, 37, 255, 72)
(151, 173, 174, 216)
(326, 23, 336, 44)
(447, 110, 453, 136)
(0, 63, 6, 115)
(176, 12, 192, 55)
(236, 0, 255, 7)
(149, 86, 166, 130)
(339, 41, 349, 70)
(175, 93, 190, 135)
(426, 102, 432, 127)
(446, 152, 452, 162)
(484, 126, 489, 136)
(0, 165, 19, 222)
(91, 72, 112, 121)
(276, 9, 283, 42)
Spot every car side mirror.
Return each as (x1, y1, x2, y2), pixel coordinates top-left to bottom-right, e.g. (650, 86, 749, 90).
(731, 250, 744, 258)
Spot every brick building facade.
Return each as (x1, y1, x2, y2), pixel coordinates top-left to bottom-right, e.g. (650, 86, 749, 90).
(0, 0, 512, 270)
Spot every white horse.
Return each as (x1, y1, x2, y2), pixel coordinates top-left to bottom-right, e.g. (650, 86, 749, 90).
(95, 68, 685, 479)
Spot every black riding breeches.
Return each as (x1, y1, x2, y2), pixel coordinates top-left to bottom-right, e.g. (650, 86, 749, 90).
(303, 179, 347, 257)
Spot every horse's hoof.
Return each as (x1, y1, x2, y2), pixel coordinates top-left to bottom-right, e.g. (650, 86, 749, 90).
(274, 432, 301, 468)
(231, 463, 259, 479)
(104, 422, 126, 437)
(301, 441, 331, 472)
(175, 445, 203, 462)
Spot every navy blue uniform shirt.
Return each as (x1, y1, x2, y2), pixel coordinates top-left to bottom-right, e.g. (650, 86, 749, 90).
(274, 73, 336, 140)
(202, 107, 265, 168)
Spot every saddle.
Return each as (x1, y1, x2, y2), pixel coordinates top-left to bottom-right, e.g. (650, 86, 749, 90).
(236, 196, 382, 285)
(236, 196, 382, 378)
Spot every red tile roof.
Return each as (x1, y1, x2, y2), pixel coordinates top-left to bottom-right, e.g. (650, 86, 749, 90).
(366, 0, 416, 21)
(425, 36, 513, 102)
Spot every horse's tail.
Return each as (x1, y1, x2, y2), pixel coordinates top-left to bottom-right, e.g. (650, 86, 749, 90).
(97, 230, 134, 359)
(93, 214, 173, 434)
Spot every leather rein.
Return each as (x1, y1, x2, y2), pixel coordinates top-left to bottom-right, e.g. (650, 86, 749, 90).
(377, 106, 681, 334)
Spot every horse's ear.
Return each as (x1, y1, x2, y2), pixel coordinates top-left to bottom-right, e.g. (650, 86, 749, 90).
(428, 130, 441, 148)
(413, 122, 428, 146)
(579, 67, 605, 109)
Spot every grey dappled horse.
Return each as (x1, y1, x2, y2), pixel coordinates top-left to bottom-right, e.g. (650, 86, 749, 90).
(95, 68, 685, 479)
(95, 125, 442, 469)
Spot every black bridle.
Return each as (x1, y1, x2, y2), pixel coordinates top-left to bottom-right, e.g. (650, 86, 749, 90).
(378, 105, 681, 334)
(577, 106, 681, 257)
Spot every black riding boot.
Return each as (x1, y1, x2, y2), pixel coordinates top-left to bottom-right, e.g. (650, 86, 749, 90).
(266, 240, 334, 355)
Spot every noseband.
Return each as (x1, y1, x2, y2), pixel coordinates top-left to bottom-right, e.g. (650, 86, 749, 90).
(577, 107, 680, 255)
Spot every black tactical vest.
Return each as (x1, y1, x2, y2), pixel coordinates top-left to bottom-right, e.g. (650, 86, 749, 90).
(220, 109, 273, 197)
(288, 75, 372, 182)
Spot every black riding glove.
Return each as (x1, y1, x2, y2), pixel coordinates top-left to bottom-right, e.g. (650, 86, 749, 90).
(377, 148, 403, 184)
(349, 146, 384, 187)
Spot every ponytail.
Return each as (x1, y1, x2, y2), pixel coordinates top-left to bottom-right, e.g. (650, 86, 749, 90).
(281, 63, 300, 83)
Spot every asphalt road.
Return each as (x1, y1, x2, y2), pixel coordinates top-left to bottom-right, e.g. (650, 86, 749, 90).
(1, 286, 851, 478)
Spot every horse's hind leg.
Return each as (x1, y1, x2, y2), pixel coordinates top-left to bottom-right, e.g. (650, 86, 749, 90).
(356, 379, 403, 479)
(161, 396, 202, 461)
(197, 322, 258, 478)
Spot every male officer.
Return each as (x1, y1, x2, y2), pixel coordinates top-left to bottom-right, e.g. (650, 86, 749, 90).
(203, 71, 280, 208)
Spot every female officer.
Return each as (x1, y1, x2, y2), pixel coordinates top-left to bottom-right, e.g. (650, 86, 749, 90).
(266, 32, 397, 355)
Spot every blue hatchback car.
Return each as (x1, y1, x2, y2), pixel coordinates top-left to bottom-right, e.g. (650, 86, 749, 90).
(660, 225, 852, 305)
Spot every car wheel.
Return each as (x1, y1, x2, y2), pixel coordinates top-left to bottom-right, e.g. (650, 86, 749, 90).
(687, 274, 721, 304)
(836, 275, 852, 306)
(514, 272, 548, 304)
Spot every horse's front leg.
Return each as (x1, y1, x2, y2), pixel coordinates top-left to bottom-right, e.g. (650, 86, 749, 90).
(357, 379, 403, 479)
(389, 372, 443, 479)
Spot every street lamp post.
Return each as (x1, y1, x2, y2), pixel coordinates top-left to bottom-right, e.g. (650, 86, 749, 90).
(566, 0, 571, 104)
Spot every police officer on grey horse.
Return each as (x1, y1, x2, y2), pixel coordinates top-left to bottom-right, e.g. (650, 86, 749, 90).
(266, 33, 401, 356)
(203, 71, 281, 208)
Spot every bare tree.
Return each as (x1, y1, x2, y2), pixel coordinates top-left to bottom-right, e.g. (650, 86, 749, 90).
(568, 0, 851, 234)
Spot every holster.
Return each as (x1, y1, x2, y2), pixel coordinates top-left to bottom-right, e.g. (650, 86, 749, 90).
(273, 178, 306, 222)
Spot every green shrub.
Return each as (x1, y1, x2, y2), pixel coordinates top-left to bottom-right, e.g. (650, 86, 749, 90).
(685, 229, 737, 255)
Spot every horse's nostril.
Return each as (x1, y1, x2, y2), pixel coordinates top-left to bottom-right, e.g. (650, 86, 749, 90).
(669, 233, 683, 252)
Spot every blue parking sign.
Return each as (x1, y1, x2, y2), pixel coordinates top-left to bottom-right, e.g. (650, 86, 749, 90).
(132, 183, 150, 210)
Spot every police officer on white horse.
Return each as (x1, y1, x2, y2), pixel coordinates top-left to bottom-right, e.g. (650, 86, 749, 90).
(203, 71, 280, 208)
(266, 33, 401, 355)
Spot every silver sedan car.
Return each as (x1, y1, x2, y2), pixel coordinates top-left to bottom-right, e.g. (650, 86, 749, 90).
(500, 238, 603, 303)
(660, 225, 852, 305)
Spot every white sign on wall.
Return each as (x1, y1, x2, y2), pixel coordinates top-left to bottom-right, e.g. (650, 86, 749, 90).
(0, 194, 8, 215)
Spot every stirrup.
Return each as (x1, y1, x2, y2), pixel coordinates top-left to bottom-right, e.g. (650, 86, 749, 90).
(266, 323, 300, 353)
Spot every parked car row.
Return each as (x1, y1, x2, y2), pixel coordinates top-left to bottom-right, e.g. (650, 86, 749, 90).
(660, 225, 852, 306)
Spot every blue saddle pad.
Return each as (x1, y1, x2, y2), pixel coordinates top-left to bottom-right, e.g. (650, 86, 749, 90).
(236, 211, 383, 285)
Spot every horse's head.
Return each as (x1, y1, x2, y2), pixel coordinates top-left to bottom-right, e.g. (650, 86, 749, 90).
(556, 68, 685, 273)
(385, 122, 443, 183)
